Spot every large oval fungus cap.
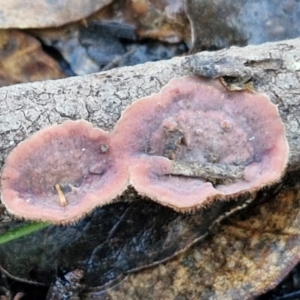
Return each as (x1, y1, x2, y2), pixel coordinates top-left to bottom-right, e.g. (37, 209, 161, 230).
(1, 120, 129, 224)
(114, 76, 289, 211)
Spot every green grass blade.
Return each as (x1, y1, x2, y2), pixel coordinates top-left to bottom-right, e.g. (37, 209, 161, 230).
(0, 222, 50, 245)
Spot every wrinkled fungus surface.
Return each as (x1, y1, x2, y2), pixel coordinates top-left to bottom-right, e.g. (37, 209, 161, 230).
(114, 76, 288, 211)
(1, 120, 128, 223)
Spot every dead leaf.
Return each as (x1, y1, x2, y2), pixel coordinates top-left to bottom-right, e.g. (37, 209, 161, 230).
(94, 0, 190, 44)
(83, 174, 300, 299)
(185, 0, 300, 52)
(0, 30, 65, 87)
(0, 0, 112, 28)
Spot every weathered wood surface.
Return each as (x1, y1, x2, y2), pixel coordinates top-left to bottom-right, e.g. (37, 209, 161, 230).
(0, 37, 300, 215)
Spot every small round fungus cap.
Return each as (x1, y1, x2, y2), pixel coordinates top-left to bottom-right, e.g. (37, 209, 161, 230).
(113, 76, 289, 211)
(1, 120, 128, 223)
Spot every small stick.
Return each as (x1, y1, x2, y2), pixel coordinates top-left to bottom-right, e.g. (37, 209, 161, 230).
(171, 161, 245, 184)
(54, 184, 68, 207)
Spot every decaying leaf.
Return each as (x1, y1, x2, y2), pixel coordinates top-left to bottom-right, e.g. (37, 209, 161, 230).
(0, 0, 112, 28)
(95, 0, 190, 43)
(0, 30, 65, 87)
(83, 173, 300, 299)
(185, 0, 300, 52)
(0, 189, 256, 290)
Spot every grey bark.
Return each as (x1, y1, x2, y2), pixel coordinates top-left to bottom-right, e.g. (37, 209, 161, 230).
(0, 38, 300, 219)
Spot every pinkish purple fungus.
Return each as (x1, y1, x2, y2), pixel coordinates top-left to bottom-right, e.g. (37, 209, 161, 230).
(1, 120, 129, 224)
(113, 76, 288, 211)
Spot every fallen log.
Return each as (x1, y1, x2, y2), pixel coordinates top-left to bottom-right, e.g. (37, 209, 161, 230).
(1, 37, 300, 220)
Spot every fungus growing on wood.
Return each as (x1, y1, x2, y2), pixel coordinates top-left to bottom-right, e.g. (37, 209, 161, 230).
(1, 120, 128, 223)
(114, 76, 288, 211)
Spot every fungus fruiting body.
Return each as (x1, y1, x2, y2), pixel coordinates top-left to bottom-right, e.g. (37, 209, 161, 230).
(1, 120, 128, 223)
(0, 77, 289, 222)
(114, 76, 288, 211)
